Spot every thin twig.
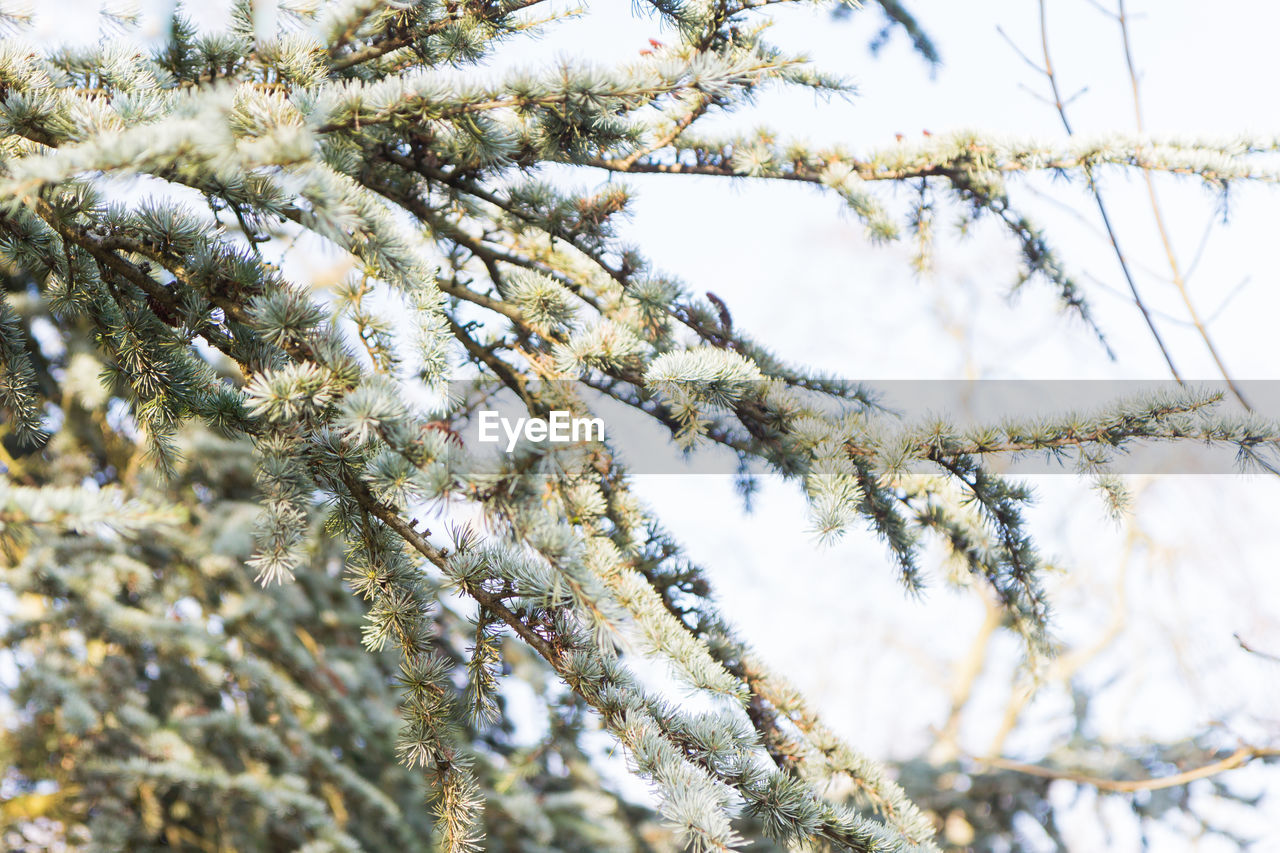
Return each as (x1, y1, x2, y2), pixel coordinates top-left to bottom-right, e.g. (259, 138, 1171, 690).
(929, 596, 1003, 763)
(1205, 276, 1253, 325)
(1116, 0, 1252, 409)
(616, 94, 715, 170)
(974, 744, 1280, 794)
(1038, 0, 1182, 380)
(1235, 633, 1280, 664)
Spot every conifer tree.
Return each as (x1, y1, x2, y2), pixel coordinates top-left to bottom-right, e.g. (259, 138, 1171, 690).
(1, 2, 1277, 851)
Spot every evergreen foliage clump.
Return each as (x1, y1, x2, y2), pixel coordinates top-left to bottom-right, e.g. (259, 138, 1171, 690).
(0, 2, 1277, 851)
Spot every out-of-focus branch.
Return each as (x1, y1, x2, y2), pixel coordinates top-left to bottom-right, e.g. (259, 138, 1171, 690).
(985, 509, 1139, 757)
(929, 596, 1003, 764)
(1038, 0, 1182, 380)
(974, 744, 1280, 793)
(1115, 0, 1252, 410)
(1235, 633, 1280, 664)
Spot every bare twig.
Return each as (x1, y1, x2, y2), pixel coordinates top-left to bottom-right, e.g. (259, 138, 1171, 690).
(616, 94, 715, 171)
(1115, 0, 1252, 409)
(1038, 0, 1182, 380)
(1205, 277, 1253, 324)
(974, 744, 1280, 793)
(1235, 633, 1280, 664)
(986, 513, 1140, 757)
(929, 596, 1003, 763)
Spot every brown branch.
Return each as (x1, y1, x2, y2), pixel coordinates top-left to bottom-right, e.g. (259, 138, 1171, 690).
(975, 745, 1280, 794)
(615, 93, 715, 171)
(343, 472, 562, 664)
(30, 201, 251, 357)
(43, 199, 574, 700)
(1115, 0, 1252, 410)
(328, 0, 553, 71)
(1037, 0, 1182, 381)
(584, 146, 1246, 185)
(1234, 633, 1280, 664)
(986, 516, 1139, 757)
(929, 596, 1003, 764)
(314, 54, 791, 134)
